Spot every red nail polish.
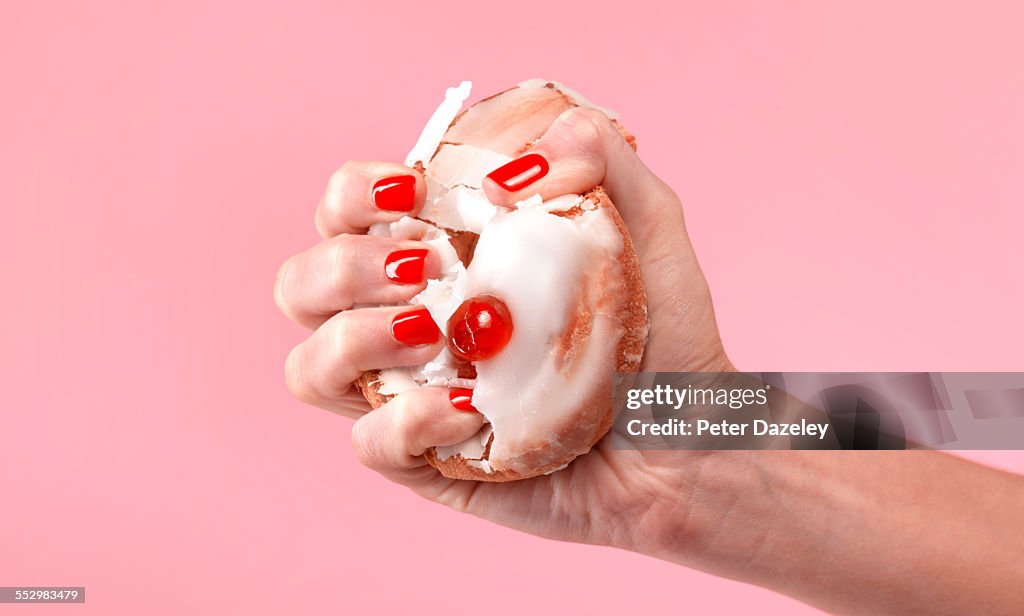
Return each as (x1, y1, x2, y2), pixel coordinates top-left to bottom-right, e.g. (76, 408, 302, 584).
(486, 153, 549, 192)
(391, 307, 440, 346)
(384, 248, 428, 284)
(373, 175, 416, 211)
(449, 388, 478, 413)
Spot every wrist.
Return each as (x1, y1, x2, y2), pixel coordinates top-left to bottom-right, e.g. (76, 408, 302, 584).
(616, 451, 789, 575)
(620, 451, 854, 590)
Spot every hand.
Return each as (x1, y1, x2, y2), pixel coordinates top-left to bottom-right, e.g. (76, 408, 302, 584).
(275, 105, 731, 549)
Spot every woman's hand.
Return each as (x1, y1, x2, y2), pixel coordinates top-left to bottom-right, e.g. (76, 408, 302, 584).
(274, 106, 732, 548)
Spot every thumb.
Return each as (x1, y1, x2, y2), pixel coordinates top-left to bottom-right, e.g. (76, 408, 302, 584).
(481, 106, 684, 245)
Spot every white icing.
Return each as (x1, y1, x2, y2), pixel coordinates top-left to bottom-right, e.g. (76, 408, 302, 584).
(467, 460, 493, 473)
(372, 215, 469, 395)
(464, 206, 624, 472)
(377, 368, 419, 395)
(515, 194, 543, 209)
(427, 144, 512, 190)
(379, 216, 461, 275)
(453, 187, 499, 233)
(417, 176, 466, 230)
(405, 81, 472, 167)
(419, 348, 459, 383)
(424, 185, 497, 234)
(412, 269, 466, 331)
(435, 424, 491, 462)
(515, 193, 584, 214)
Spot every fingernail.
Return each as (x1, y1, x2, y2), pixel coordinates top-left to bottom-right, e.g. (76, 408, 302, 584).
(486, 153, 549, 192)
(373, 175, 416, 211)
(384, 248, 428, 284)
(391, 307, 440, 346)
(449, 388, 478, 413)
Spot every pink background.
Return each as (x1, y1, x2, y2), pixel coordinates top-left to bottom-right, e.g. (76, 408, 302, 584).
(2, 1, 1022, 614)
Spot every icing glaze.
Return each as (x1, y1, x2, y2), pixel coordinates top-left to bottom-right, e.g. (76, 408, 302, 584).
(462, 204, 624, 471)
(404, 81, 472, 167)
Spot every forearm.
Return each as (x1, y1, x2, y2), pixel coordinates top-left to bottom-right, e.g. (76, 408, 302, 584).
(638, 450, 1024, 615)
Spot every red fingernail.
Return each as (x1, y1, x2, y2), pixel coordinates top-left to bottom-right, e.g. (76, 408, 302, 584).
(385, 248, 428, 284)
(449, 388, 478, 413)
(373, 175, 416, 211)
(486, 153, 549, 191)
(391, 307, 440, 346)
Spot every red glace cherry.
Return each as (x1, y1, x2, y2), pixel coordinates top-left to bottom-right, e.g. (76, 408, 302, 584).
(446, 294, 514, 362)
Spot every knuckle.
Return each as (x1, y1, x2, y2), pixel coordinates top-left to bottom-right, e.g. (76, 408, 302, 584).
(652, 177, 682, 207)
(549, 107, 618, 177)
(389, 396, 429, 458)
(350, 419, 378, 467)
(390, 398, 420, 439)
(329, 161, 357, 187)
(273, 257, 298, 315)
(327, 239, 356, 299)
(327, 235, 356, 273)
(561, 106, 616, 149)
(284, 345, 316, 404)
(324, 314, 359, 373)
(323, 162, 356, 214)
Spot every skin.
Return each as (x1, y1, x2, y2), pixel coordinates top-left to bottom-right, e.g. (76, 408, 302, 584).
(275, 107, 1024, 615)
